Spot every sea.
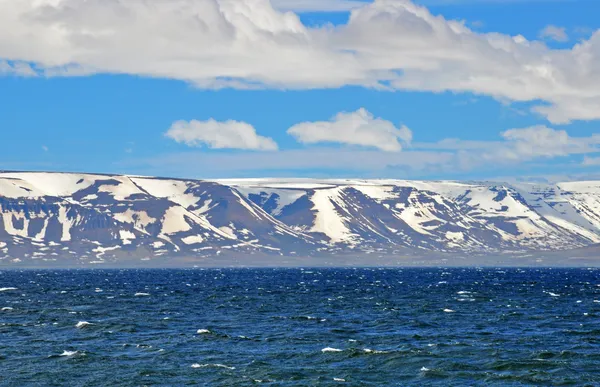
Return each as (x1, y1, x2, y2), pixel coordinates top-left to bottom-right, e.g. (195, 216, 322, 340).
(1, 268, 600, 386)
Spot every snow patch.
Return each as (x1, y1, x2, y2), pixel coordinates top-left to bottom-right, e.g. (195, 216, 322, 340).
(182, 235, 204, 245)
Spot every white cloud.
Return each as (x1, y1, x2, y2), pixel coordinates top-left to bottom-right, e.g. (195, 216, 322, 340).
(418, 0, 579, 4)
(122, 148, 454, 178)
(287, 108, 412, 151)
(1, 0, 600, 123)
(0, 60, 37, 77)
(41, 145, 49, 152)
(146, 123, 600, 176)
(583, 156, 600, 166)
(271, 0, 366, 12)
(500, 125, 596, 158)
(165, 119, 278, 151)
(539, 25, 568, 42)
(418, 125, 600, 169)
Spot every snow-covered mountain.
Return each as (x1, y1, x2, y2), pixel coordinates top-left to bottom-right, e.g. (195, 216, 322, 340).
(1, 172, 599, 266)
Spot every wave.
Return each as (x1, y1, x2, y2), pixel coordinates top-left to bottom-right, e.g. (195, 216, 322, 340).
(60, 350, 80, 357)
(191, 363, 235, 370)
(322, 347, 343, 353)
(363, 348, 389, 354)
(75, 321, 92, 329)
(0, 287, 18, 292)
(544, 291, 560, 297)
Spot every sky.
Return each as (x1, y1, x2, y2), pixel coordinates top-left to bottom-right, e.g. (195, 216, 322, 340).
(0, 0, 599, 181)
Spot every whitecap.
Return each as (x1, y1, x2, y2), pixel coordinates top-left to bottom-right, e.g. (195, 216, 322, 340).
(333, 378, 346, 382)
(457, 291, 472, 295)
(75, 321, 92, 329)
(0, 287, 17, 292)
(420, 367, 430, 372)
(196, 329, 211, 334)
(443, 309, 456, 313)
(363, 348, 388, 354)
(60, 350, 79, 357)
(322, 347, 343, 353)
(134, 292, 150, 297)
(191, 363, 235, 370)
(1, 307, 13, 311)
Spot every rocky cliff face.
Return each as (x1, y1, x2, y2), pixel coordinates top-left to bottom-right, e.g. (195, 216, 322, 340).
(1, 172, 599, 266)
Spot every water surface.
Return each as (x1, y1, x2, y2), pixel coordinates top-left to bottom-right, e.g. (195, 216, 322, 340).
(1, 268, 600, 386)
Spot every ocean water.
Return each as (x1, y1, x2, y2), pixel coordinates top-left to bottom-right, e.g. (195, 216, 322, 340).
(2, 268, 600, 386)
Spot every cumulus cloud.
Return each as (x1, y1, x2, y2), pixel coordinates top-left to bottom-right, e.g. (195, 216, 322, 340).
(539, 25, 569, 42)
(287, 108, 412, 151)
(165, 119, 278, 151)
(1, 0, 600, 123)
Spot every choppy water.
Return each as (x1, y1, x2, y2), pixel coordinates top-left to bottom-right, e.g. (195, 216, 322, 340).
(2, 268, 600, 386)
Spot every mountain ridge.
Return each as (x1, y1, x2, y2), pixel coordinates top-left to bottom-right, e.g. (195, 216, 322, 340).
(1, 172, 599, 267)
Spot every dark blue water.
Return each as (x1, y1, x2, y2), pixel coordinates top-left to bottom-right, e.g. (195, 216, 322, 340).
(2, 268, 600, 386)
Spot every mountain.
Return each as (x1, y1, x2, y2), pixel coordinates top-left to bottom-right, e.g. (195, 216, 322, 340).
(0, 172, 599, 266)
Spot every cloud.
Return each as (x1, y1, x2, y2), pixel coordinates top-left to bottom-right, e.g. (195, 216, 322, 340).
(539, 25, 569, 42)
(500, 125, 597, 158)
(271, 0, 366, 12)
(41, 145, 49, 152)
(133, 123, 600, 178)
(583, 156, 600, 166)
(120, 148, 454, 178)
(1, 0, 600, 123)
(418, 125, 600, 169)
(417, 0, 578, 4)
(287, 108, 412, 151)
(165, 119, 278, 151)
(0, 60, 37, 77)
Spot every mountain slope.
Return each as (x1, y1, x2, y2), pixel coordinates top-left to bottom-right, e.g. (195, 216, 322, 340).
(1, 173, 599, 266)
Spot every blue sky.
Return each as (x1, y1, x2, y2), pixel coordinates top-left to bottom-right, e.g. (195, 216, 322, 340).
(1, 0, 599, 181)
